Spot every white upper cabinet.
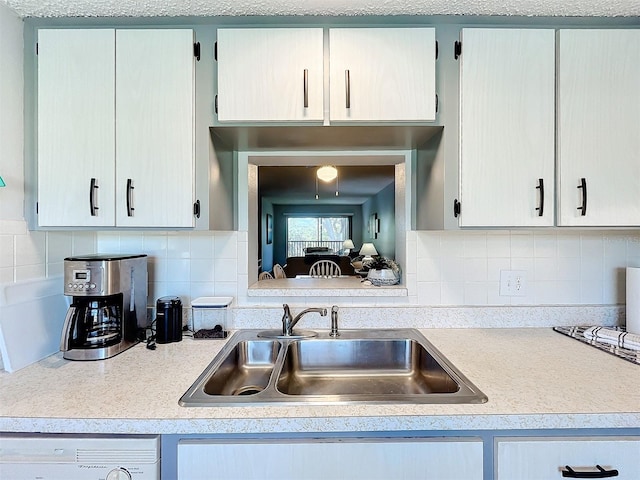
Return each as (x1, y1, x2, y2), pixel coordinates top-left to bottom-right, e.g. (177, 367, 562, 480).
(458, 28, 556, 227)
(37, 28, 195, 228)
(37, 29, 116, 227)
(329, 28, 437, 122)
(216, 27, 436, 124)
(216, 28, 324, 122)
(557, 29, 640, 227)
(115, 29, 195, 228)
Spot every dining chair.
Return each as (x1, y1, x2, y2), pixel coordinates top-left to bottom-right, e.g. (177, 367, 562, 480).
(273, 264, 287, 279)
(309, 260, 342, 278)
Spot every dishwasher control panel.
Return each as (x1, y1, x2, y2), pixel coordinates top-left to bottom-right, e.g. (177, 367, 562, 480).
(0, 434, 160, 479)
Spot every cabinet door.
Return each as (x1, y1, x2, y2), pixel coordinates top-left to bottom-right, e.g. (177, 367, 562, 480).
(178, 438, 483, 480)
(496, 437, 640, 480)
(557, 29, 640, 227)
(329, 28, 436, 122)
(216, 28, 324, 122)
(458, 28, 555, 227)
(37, 29, 116, 227)
(115, 29, 195, 228)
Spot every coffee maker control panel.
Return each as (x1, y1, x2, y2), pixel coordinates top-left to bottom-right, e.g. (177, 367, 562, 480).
(65, 267, 103, 295)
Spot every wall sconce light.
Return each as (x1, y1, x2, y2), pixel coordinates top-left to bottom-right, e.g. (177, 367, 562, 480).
(0, 176, 5, 187)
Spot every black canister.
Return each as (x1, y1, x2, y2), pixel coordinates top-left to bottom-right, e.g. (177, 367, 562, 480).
(155, 296, 183, 343)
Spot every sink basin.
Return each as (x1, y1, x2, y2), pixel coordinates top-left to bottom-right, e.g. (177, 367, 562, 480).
(180, 329, 487, 406)
(202, 340, 280, 396)
(276, 338, 460, 396)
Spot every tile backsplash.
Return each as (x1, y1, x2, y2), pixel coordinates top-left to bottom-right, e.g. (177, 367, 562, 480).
(100, 229, 639, 307)
(2, 224, 637, 308)
(0, 220, 96, 283)
(408, 230, 639, 306)
(96, 231, 247, 306)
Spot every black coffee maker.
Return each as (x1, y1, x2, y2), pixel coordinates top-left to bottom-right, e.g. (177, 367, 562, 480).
(60, 254, 148, 360)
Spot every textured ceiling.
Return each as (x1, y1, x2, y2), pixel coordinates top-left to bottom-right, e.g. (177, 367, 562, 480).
(2, 0, 640, 18)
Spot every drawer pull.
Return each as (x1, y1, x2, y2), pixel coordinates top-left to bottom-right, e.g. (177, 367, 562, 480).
(561, 464, 619, 478)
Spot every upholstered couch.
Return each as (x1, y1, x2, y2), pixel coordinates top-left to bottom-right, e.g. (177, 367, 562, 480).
(283, 255, 356, 278)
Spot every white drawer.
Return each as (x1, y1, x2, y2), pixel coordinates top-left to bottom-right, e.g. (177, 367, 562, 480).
(496, 436, 640, 480)
(179, 437, 484, 480)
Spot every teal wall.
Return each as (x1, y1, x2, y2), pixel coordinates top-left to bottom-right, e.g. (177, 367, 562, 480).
(362, 182, 396, 259)
(260, 199, 275, 272)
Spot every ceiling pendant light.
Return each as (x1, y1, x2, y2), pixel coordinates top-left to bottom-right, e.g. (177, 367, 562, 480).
(316, 165, 338, 182)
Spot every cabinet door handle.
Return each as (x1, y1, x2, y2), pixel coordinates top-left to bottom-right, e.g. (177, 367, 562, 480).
(453, 199, 461, 218)
(536, 178, 544, 217)
(561, 464, 619, 478)
(345, 69, 351, 109)
(577, 177, 587, 216)
(89, 178, 99, 216)
(126, 178, 135, 217)
(303, 69, 309, 108)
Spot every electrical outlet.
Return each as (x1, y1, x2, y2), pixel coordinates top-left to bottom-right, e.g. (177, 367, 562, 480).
(500, 270, 527, 296)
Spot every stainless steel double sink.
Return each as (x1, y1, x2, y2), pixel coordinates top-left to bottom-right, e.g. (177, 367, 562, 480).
(179, 328, 487, 406)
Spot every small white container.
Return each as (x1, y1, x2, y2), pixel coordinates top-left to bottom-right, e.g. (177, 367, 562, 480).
(191, 297, 233, 332)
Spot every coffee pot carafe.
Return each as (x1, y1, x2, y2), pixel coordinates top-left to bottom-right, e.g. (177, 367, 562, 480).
(60, 254, 147, 361)
(64, 298, 122, 350)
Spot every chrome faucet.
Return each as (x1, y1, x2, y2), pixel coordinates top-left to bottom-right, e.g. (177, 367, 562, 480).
(330, 305, 340, 337)
(281, 304, 327, 336)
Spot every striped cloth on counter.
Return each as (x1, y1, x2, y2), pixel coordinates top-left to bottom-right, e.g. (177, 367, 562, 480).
(583, 326, 640, 351)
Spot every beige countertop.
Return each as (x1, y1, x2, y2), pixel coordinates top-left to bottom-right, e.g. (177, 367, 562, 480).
(1, 328, 638, 435)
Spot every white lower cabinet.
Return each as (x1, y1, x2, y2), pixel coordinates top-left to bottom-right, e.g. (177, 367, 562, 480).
(177, 437, 483, 480)
(495, 437, 640, 480)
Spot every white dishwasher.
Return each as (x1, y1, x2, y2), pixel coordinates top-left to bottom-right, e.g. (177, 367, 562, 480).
(0, 434, 160, 480)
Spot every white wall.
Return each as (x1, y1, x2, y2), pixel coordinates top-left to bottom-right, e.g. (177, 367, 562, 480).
(0, 4, 96, 284)
(0, 3, 24, 223)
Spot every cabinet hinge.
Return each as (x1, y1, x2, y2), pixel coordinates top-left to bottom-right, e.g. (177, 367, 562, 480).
(453, 199, 461, 218)
(435, 41, 438, 60)
(214, 41, 217, 61)
(193, 42, 201, 61)
(193, 200, 201, 219)
(454, 41, 462, 60)
(215, 95, 218, 114)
